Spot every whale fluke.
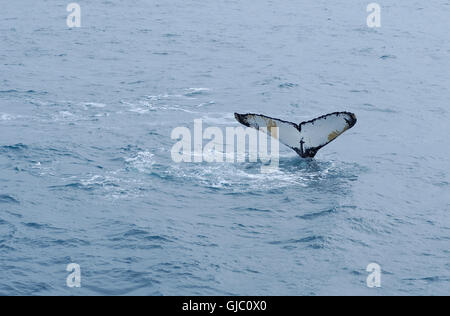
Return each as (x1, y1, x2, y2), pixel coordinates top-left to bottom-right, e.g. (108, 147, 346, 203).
(234, 112, 357, 158)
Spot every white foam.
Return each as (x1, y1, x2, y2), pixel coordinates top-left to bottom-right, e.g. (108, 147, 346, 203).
(125, 151, 155, 172)
(186, 88, 210, 93)
(201, 113, 235, 125)
(120, 99, 198, 114)
(184, 88, 210, 97)
(197, 101, 216, 107)
(128, 108, 150, 114)
(1, 113, 14, 120)
(145, 94, 184, 101)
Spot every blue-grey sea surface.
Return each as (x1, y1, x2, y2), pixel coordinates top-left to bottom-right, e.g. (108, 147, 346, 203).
(0, 1, 449, 295)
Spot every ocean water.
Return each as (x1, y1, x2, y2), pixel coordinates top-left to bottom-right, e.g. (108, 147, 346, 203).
(1, 0, 449, 295)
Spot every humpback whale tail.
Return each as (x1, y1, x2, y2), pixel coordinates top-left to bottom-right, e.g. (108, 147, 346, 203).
(234, 112, 357, 158)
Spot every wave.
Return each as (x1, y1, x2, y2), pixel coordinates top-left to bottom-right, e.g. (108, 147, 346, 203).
(0, 89, 48, 95)
(0, 144, 28, 152)
(0, 195, 19, 204)
(184, 88, 210, 97)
